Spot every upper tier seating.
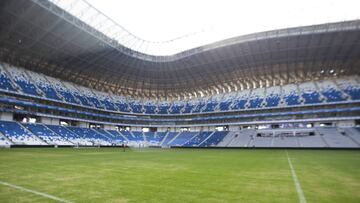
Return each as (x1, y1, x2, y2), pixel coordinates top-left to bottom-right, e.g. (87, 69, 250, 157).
(202, 99, 219, 112)
(169, 103, 184, 114)
(337, 78, 360, 100)
(299, 82, 322, 104)
(317, 80, 346, 102)
(144, 102, 157, 114)
(182, 102, 195, 114)
(76, 86, 105, 109)
(4, 64, 39, 96)
(27, 71, 61, 101)
(63, 82, 93, 107)
(265, 86, 281, 107)
(0, 63, 359, 115)
(282, 84, 301, 106)
(230, 90, 250, 110)
(158, 103, 170, 114)
(129, 101, 143, 114)
(46, 76, 80, 105)
(93, 90, 118, 111)
(0, 64, 16, 92)
(248, 88, 265, 109)
(192, 101, 206, 113)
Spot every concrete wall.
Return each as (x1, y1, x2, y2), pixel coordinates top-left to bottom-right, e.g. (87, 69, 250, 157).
(78, 122, 89, 128)
(0, 112, 13, 121)
(104, 125, 116, 130)
(40, 117, 59, 125)
(229, 125, 241, 131)
(337, 120, 355, 127)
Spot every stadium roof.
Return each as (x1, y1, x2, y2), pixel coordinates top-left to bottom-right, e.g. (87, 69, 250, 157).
(53, 0, 360, 56)
(0, 0, 360, 99)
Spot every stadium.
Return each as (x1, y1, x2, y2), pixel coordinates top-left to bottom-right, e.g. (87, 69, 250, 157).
(0, 0, 359, 202)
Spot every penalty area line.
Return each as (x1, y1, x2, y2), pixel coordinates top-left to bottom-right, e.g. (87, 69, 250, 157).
(285, 150, 307, 203)
(0, 180, 74, 203)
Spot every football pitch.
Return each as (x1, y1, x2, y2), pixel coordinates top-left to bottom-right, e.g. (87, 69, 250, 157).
(0, 148, 359, 203)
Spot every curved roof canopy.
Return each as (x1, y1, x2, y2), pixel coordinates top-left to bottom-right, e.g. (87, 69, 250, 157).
(51, 0, 360, 56)
(0, 0, 359, 99)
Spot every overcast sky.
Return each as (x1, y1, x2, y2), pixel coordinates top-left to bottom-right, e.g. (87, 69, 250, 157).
(59, 0, 360, 55)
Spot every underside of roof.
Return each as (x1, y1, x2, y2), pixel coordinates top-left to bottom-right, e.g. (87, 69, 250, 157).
(0, 0, 359, 99)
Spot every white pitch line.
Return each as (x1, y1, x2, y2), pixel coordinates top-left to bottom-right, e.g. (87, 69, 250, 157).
(0, 180, 74, 203)
(285, 150, 307, 203)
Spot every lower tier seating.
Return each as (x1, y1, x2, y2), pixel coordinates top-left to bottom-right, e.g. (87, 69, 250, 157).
(0, 120, 359, 148)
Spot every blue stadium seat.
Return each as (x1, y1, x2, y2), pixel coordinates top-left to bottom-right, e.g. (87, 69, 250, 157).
(302, 92, 321, 104)
(144, 104, 156, 114)
(24, 123, 72, 145)
(231, 99, 247, 110)
(170, 104, 183, 114)
(101, 99, 117, 111)
(192, 102, 206, 113)
(219, 101, 232, 111)
(322, 89, 345, 102)
(115, 101, 130, 112)
(158, 104, 170, 114)
(169, 132, 197, 146)
(0, 73, 16, 92)
(199, 131, 228, 147)
(119, 131, 134, 141)
(161, 132, 178, 145)
(47, 125, 92, 145)
(0, 121, 44, 145)
(182, 103, 195, 114)
(265, 95, 281, 107)
(130, 103, 143, 113)
(74, 94, 93, 107)
(183, 132, 212, 146)
(248, 98, 263, 108)
(68, 127, 111, 145)
(58, 90, 81, 104)
(106, 130, 127, 143)
(203, 102, 218, 112)
(343, 86, 360, 100)
(16, 80, 39, 96)
(87, 96, 104, 109)
(284, 94, 300, 105)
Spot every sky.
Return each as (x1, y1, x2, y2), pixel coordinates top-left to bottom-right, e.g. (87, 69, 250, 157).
(54, 0, 360, 55)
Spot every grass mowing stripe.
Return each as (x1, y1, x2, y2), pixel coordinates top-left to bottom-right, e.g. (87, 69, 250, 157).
(0, 180, 74, 203)
(286, 150, 307, 203)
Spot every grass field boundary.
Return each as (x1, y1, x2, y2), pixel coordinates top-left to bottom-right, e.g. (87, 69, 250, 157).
(0, 180, 74, 203)
(286, 150, 307, 203)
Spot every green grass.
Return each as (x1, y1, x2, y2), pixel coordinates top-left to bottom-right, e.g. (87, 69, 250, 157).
(0, 148, 359, 203)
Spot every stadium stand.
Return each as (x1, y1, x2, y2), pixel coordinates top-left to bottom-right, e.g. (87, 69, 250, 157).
(0, 119, 359, 148)
(0, 15, 359, 149)
(46, 125, 93, 146)
(0, 63, 359, 117)
(0, 121, 45, 145)
(23, 123, 73, 145)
